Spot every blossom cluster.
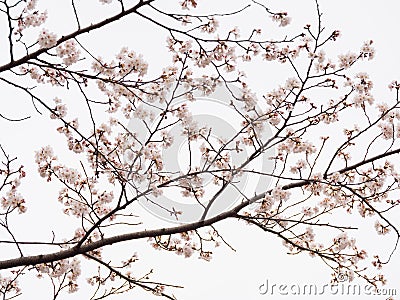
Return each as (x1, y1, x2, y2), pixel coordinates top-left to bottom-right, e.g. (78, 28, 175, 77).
(36, 258, 81, 293)
(37, 29, 57, 49)
(338, 52, 358, 69)
(19, 65, 67, 86)
(271, 12, 291, 27)
(180, 0, 197, 10)
(0, 273, 21, 296)
(338, 40, 375, 69)
(345, 72, 374, 107)
(289, 159, 307, 174)
(375, 99, 400, 140)
(15, 0, 46, 34)
(256, 186, 291, 214)
(116, 47, 148, 77)
(374, 220, 390, 235)
(201, 17, 219, 33)
(56, 40, 81, 66)
(89, 48, 150, 113)
(333, 232, 355, 251)
(388, 80, 400, 90)
(50, 97, 68, 119)
(179, 172, 205, 198)
(1, 186, 26, 214)
(150, 233, 196, 258)
(276, 135, 317, 159)
(92, 47, 148, 79)
(35, 144, 116, 219)
(313, 49, 336, 73)
(0, 162, 26, 214)
(149, 230, 216, 262)
(17, 10, 47, 33)
(34, 145, 57, 179)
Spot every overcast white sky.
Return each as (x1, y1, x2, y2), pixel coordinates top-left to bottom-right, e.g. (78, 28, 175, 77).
(1, 0, 400, 299)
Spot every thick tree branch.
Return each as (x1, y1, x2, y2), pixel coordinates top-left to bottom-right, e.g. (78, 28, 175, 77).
(1, 145, 399, 270)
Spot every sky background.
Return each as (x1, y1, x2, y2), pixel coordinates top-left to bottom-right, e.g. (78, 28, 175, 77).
(0, 0, 399, 299)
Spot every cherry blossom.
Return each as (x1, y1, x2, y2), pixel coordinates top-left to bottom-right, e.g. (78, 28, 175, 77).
(0, 0, 399, 299)
(37, 29, 57, 49)
(56, 40, 80, 66)
(271, 12, 291, 27)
